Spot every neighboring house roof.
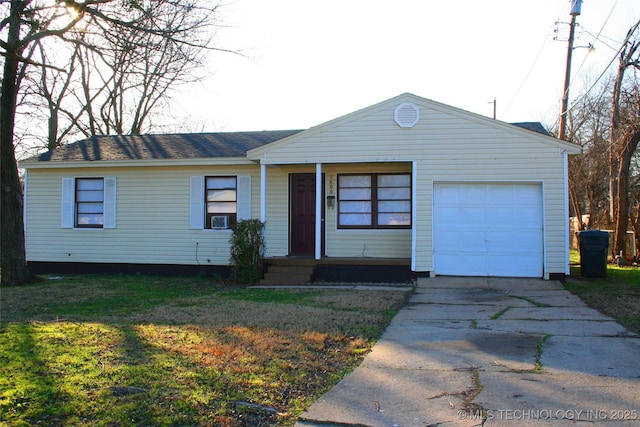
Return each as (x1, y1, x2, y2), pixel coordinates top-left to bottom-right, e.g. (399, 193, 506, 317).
(511, 122, 552, 136)
(30, 130, 304, 162)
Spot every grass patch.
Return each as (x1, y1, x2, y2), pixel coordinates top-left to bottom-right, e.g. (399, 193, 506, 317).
(508, 295, 551, 308)
(0, 275, 224, 322)
(533, 334, 552, 373)
(569, 249, 581, 265)
(490, 306, 512, 320)
(566, 250, 640, 335)
(0, 275, 410, 426)
(221, 288, 327, 306)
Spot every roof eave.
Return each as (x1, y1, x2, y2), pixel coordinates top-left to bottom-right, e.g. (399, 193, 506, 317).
(506, 124, 582, 154)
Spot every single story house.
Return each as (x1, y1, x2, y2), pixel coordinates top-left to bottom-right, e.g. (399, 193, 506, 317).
(20, 93, 581, 281)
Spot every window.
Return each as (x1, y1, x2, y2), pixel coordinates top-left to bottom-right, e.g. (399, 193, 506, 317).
(75, 178, 105, 228)
(61, 177, 116, 229)
(205, 176, 237, 229)
(377, 174, 411, 226)
(338, 173, 411, 229)
(338, 175, 372, 227)
(190, 175, 251, 230)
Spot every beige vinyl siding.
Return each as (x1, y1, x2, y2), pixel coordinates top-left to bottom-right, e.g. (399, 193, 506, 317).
(249, 103, 574, 165)
(25, 165, 260, 266)
(541, 179, 569, 275)
(326, 229, 411, 258)
(413, 161, 432, 272)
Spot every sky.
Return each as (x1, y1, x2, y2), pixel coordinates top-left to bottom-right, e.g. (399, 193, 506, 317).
(173, 0, 640, 133)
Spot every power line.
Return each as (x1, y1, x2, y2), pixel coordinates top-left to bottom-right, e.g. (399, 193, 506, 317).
(500, 1, 567, 119)
(549, 0, 626, 132)
(571, 0, 619, 83)
(567, 18, 639, 117)
(500, 34, 549, 119)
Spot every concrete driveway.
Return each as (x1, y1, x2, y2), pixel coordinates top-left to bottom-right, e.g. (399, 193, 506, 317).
(296, 277, 640, 426)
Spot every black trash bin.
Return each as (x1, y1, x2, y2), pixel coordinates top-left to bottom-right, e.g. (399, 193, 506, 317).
(578, 230, 609, 277)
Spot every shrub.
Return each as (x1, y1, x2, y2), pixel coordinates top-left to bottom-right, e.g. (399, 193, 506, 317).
(229, 219, 265, 284)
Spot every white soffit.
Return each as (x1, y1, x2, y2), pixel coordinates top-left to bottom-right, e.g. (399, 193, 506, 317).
(394, 102, 420, 128)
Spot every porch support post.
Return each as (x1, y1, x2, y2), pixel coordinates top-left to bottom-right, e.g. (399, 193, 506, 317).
(315, 163, 322, 260)
(260, 163, 267, 222)
(411, 161, 417, 272)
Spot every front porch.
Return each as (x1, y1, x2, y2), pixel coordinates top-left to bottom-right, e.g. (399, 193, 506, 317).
(260, 257, 414, 285)
(258, 162, 418, 268)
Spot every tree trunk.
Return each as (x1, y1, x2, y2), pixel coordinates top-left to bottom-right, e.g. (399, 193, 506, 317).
(613, 149, 632, 257)
(613, 130, 640, 257)
(568, 161, 584, 231)
(609, 25, 640, 257)
(609, 148, 619, 223)
(1, 1, 35, 286)
(47, 111, 59, 151)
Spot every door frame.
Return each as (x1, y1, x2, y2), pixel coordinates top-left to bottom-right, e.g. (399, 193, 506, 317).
(288, 173, 325, 257)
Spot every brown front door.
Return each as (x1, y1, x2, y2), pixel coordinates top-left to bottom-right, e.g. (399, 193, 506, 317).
(289, 173, 323, 256)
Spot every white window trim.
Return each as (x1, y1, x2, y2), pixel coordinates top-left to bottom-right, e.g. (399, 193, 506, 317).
(61, 177, 116, 229)
(104, 177, 117, 228)
(337, 173, 412, 229)
(190, 175, 251, 230)
(237, 175, 252, 221)
(189, 176, 204, 229)
(61, 178, 75, 228)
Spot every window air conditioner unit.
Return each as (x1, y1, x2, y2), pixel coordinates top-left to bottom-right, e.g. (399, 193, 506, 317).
(211, 215, 229, 229)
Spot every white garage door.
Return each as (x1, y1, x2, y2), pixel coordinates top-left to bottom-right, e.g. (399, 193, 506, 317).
(434, 183, 543, 277)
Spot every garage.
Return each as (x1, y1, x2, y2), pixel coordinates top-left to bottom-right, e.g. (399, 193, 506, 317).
(433, 182, 544, 278)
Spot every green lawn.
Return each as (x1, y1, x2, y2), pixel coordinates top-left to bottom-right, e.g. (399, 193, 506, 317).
(0, 275, 410, 426)
(566, 250, 640, 334)
(3, 261, 638, 426)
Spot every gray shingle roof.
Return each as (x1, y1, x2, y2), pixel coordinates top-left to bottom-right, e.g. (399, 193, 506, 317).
(33, 130, 303, 162)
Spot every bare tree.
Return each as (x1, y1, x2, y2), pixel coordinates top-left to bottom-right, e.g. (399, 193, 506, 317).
(20, 0, 219, 151)
(95, 2, 211, 135)
(1, 0, 223, 285)
(25, 38, 82, 150)
(610, 20, 640, 257)
(567, 81, 612, 231)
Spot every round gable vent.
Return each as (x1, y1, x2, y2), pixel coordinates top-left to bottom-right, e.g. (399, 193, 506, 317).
(394, 102, 420, 128)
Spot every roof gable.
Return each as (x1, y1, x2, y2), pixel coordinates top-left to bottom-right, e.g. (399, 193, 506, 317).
(247, 93, 581, 160)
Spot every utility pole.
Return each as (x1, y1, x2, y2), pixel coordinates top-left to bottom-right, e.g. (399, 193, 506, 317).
(559, 0, 582, 141)
(488, 97, 496, 119)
